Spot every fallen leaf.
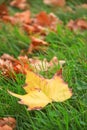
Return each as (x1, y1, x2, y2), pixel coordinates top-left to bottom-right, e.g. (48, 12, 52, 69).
(35, 11, 62, 30)
(49, 56, 65, 68)
(0, 3, 8, 19)
(8, 69, 72, 110)
(8, 89, 51, 110)
(0, 54, 28, 77)
(14, 10, 30, 24)
(28, 37, 48, 54)
(10, 0, 27, 10)
(0, 117, 16, 130)
(23, 23, 47, 35)
(3, 10, 31, 25)
(43, 0, 65, 7)
(36, 11, 51, 26)
(0, 125, 12, 130)
(28, 56, 65, 71)
(67, 19, 87, 31)
(23, 12, 61, 36)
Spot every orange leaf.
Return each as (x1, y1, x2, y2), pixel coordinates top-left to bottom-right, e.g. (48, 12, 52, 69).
(0, 117, 16, 130)
(28, 37, 48, 54)
(10, 0, 27, 10)
(3, 10, 31, 25)
(0, 3, 8, 19)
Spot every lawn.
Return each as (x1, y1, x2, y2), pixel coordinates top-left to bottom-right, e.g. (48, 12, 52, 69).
(0, 0, 87, 130)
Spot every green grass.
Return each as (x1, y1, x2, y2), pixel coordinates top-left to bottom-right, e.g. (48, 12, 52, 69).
(0, 0, 87, 130)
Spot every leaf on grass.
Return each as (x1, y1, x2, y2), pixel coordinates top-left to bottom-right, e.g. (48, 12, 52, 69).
(8, 69, 72, 110)
(0, 54, 28, 77)
(0, 3, 8, 19)
(23, 12, 61, 35)
(28, 37, 49, 54)
(43, 0, 65, 7)
(67, 19, 87, 31)
(35, 12, 62, 30)
(10, 0, 27, 10)
(0, 117, 16, 130)
(28, 56, 65, 71)
(3, 10, 31, 25)
(8, 89, 51, 110)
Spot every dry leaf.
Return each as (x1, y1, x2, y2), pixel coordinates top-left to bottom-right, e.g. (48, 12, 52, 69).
(3, 10, 30, 25)
(23, 12, 61, 35)
(23, 23, 47, 35)
(14, 10, 30, 24)
(35, 12, 62, 30)
(8, 69, 72, 110)
(43, 0, 65, 7)
(10, 0, 27, 10)
(67, 19, 87, 31)
(0, 117, 16, 130)
(0, 125, 12, 130)
(0, 3, 8, 19)
(0, 54, 28, 76)
(28, 37, 48, 54)
(28, 56, 65, 71)
(36, 11, 51, 26)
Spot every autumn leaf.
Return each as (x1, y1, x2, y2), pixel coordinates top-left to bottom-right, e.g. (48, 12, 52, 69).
(67, 19, 87, 31)
(0, 3, 8, 19)
(0, 54, 28, 77)
(28, 56, 65, 71)
(0, 117, 16, 130)
(8, 69, 72, 110)
(43, 0, 65, 7)
(23, 12, 61, 35)
(28, 37, 48, 54)
(10, 0, 27, 10)
(3, 10, 30, 25)
(35, 12, 62, 30)
(8, 89, 51, 110)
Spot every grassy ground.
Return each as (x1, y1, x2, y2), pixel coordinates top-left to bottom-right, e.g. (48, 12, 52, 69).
(0, 0, 87, 130)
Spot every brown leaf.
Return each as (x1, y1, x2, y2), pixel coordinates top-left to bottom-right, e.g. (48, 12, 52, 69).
(67, 19, 87, 31)
(0, 4, 8, 19)
(0, 54, 29, 77)
(35, 11, 62, 29)
(3, 10, 31, 25)
(14, 10, 30, 24)
(1, 54, 15, 61)
(28, 56, 65, 71)
(23, 23, 47, 35)
(36, 11, 51, 26)
(23, 12, 61, 35)
(0, 125, 12, 130)
(10, 0, 27, 10)
(0, 117, 16, 130)
(43, 0, 65, 7)
(28, 37, 48, 54)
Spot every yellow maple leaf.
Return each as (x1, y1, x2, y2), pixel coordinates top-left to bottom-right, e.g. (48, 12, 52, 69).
(8, 89, 51, 110)
(8, 69, 72, 110)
